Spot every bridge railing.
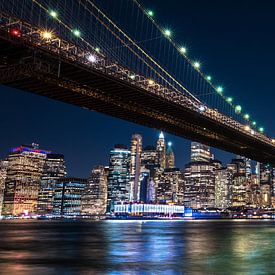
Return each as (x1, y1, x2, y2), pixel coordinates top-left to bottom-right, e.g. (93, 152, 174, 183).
(0, 12, 274, 149)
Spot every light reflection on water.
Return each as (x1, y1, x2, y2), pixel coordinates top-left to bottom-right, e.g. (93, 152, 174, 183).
(0, 220, 275, 274)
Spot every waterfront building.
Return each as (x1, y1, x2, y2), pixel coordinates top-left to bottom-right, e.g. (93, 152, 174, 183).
(184, 143, 216, 209)
(81, 166, 108, 215)
(166, 142, 175, 169)
(37, 154, 66, 215)
(129, 134, 142, 202)
(156, 168, 184, 204)
(156, 131, 166, 169)
(259, 163, 273, 207)
(107, 144, 131, 212)
(139, 168, 150, 203)
(227, 159, 247, 207)
(0, 160, 8, 215)
(246, 174, 261, 208)
(2, 144, 49, 216)
(214, 167, 233, 209)
(53, 177, 87, 216)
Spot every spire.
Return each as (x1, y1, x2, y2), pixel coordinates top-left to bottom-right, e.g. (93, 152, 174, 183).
(159, 131, 164, 139)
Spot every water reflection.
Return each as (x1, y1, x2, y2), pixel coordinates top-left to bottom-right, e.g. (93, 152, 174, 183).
(0, 220, 275, 273)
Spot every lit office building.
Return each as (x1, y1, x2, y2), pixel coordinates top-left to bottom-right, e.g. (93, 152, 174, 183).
(2, 144, 49, 216)
(139, 167, 150, 203)
(157, 168, 184, 204)
(246, 174, 261, 208)
(81, 166, 108, 215)
(107, 145, 131, 212)
(156, 131, 166, 169)
(259, 163, 273, 207)
(190, 142, 213, 162)
(53, 177, 87, 216)
(129, 134, 142, 202)
(215, 168, 233, 209)
(37, 154, 66, 215)
(0, 160, 8, 215)
(166, 142, 175, 169)
(227, 159, 247, 207)
(184, 143, 216, 209)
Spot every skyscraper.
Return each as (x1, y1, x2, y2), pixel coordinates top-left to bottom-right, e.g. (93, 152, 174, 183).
(53, 177, 87, 216)
(81, 165, 108, 215)
(0, 160, 8, 215)
(37, 154, 66, 215)
(166, 142, 175, 169)
(184, 143, 216, 209)
(129, 134, 142, 202)
(2, 144, 49, 216)
(107, 144, 131, 212)
(156, 131, 166, 169)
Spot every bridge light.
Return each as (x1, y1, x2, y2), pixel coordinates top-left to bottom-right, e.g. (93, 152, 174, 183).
(272, 139, 275, 143)
(95, 47, 100, 53)
(49, 10, 58, 18)
(41, 31, 53, 40)
(206, 75, 212, 81)
(244, 125, 250, 131)
(163, 29, 172, 37)
(180, 47, 187, 54)
(259, 127, 264, 133)
(72, 29, 81, 37)
(199, 105, 206, 113)
(193, 61, 200, 69)
(227, 97, 233, 103)
(148, 79, 155, 85)
(235, 105, 242, 113)
(244, 114, 250, 120)
(87, 54, 97, 63)
(251, 130, 255, 135)
(10, 29, 21, 37)
(147, 10, 154, 17)
(252, 121, 257, 126)
(217, 86, 223, 93)
(129, 74, 135, 80)
(168, 141, 172, 147)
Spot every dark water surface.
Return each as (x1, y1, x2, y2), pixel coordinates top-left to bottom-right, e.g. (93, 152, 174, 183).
(0, 220, 275, 274)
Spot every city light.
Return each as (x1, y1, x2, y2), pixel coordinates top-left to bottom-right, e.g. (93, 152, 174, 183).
(148, 79, 155, 85)
(87, 54, 97, 63)
(244, 125, 250, 131)
(49, 10, 58, 18)
(95, 47, 100, 53)
(168, 141, 172, 147)
(217, 86, 223, 93)
(259, 127, 264, 133)
(193, 61, 200, 69)
(227, 97, 233, 103)
(163, 29, 172, 37)
(252, 121, 257, 126)
(199, 106, 206, 113)
(180, 47, 187, 54)
(10, 29, 21, 37)
(272, 139, 275, 143)
(147, 10, 154, 17)
(244, 114, 250, 120)
(72, 29, 81, 37)
(235, 105, 242, 113)
(41, 31, 53, 40)
(206, 75, 212, 81)
(129, 74, 135, 80)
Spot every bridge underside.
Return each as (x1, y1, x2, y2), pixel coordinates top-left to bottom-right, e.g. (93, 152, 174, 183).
(0, 34, 275, 165)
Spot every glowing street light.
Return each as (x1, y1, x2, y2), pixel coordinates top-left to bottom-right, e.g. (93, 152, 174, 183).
(235, 105, 242, 113)
(148, 79, 155, 85)
(206, 75, 212, 81)
(226, 97, 233, 103)
(252, 121, 257, 127)
(72, 29, 81, 37)
(95, 47, 100, 53)
(49, 10, 58, 18)
(244, 125, 250, 131)
(163, 29, 172, 37)
(129, 74, 135, 80)
(168, 141, 172, 147)
(259, 127, 264, 133)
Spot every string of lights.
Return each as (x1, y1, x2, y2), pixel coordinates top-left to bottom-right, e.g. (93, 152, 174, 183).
(133, 0, 265, 134)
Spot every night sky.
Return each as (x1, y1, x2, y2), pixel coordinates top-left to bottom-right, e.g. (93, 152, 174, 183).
(0, 0, 274, 177)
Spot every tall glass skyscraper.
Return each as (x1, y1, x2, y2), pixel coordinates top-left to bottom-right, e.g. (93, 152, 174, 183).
(2, 144, 49, 216)
(156, 131, 166, 169)
(0, 160, 8, 215)
(37, 154, 66, 215)
(107, 145, 131, 212)
(81, 165, 108, 215)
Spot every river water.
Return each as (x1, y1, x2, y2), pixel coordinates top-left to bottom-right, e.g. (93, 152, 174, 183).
(0, 220, 274, 274)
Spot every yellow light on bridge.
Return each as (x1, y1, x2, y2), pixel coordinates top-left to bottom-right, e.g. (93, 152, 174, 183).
(272, 139, 275, 143)
(41, 31, 53, 40)
(244, 125, 250, 131)
(148, 79, 155, 85)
